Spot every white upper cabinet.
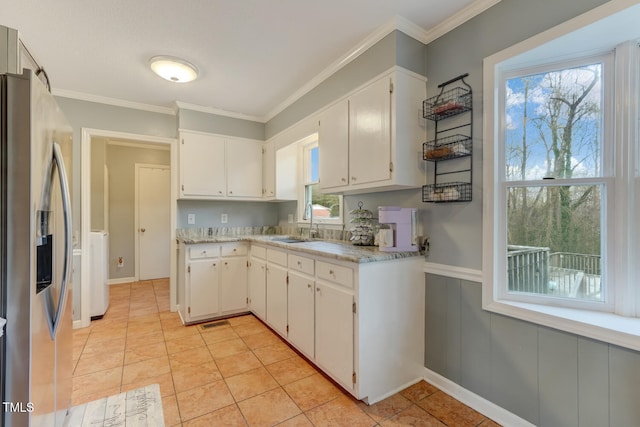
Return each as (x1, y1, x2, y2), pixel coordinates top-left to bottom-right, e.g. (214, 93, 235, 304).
(318, 99, 349, 189)
(262, 141, 276, 199)
(179, 130, 263, 200)
(179, 132, 226, 197)
(227, 139, 262, 198)
(318, 68, 426, 194)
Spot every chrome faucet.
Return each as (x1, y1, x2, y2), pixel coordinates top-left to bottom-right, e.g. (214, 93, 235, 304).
(308, 203, 319, 239)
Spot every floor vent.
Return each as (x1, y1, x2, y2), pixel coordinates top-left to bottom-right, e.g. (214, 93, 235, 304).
(200, 320, 230, 330)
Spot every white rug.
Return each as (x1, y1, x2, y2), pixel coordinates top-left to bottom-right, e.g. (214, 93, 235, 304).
(65, 384, 164, 426)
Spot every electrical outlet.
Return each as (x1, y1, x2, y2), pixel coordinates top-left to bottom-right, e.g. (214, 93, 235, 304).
(187, 213, 196, 225)
(288, 214, 294, 224)
(221, 213, 228, 224)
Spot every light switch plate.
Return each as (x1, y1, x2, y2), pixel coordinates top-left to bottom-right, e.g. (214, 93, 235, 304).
(187, 214, 196, 225)
(221, 213, 228, 224)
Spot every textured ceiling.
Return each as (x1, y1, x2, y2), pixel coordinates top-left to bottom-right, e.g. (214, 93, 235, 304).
(0, 0, 493, 120)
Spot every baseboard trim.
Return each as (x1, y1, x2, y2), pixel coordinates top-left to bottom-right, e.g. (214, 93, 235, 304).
(107, 277, 136, 285)
(423, 368, 535, 427)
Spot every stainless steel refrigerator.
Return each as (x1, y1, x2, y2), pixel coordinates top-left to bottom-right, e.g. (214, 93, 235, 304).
(1, 69, 74, 426)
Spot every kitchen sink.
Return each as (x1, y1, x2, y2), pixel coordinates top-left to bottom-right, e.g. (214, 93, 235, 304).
(271, 237, 308, 243)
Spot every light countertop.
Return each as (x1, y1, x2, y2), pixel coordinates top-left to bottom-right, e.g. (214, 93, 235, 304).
(178, 235, 423, 264)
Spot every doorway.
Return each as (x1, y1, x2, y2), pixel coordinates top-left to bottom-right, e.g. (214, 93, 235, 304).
(136, 164, 171, 280)
(79, 128, 177, 329)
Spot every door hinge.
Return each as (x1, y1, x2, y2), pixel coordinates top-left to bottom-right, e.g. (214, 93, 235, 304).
(181, 138, 184, 145)
(389, 79, 394, 93)
(352, 371, 357, 384)
(246, 297, 249, 304)
(181, 184, 184, 191)
(188, 265, 191, 273)
(286, 274, 289, 285)
(389, 162, 394, 172)
(247, 260, 250, 268)
(286, 324, 289, 333)
(352, 301, 357, 314)
(188, 306, 191, 314)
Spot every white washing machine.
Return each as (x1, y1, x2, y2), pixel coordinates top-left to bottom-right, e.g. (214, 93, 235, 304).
(90, 231, 109, 319)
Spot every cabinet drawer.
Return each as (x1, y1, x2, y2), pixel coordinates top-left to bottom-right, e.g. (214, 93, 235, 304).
(288, 254, 314, 276)
(251, 245, 267, 260)
(316, 261, 353, 288)
(266, 248, 288, 267)
(189, 244, 220, 259)
(221, 243, 248, 257)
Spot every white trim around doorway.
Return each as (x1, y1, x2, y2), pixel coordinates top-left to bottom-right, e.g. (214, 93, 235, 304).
(80, 128, 177, 329)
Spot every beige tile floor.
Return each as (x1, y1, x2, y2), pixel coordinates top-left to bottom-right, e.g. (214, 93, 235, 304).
(72, 279, 501, 426)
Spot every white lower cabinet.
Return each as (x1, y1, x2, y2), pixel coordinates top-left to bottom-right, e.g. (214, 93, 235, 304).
(178, 242, 249, 324)
(287, 271, 315, 359)
(248, 250, 267, 320)
(188, 259, 220, 318)
(314, 281, 354, 390)
(266, 263, 288, 337)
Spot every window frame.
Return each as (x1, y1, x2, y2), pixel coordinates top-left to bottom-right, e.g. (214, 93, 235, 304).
(482, 1, 640, 351)
(297, 135, 343, 226)
(495, 53, 615, 312)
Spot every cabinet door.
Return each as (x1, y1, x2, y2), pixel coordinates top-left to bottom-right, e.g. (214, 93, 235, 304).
(349, 76, 392, 185)
(248, 257, 267, 320)
(227, 139, 263, 198)
(266, 263, 288, 336)
(287, 272, 315, 358)
(180, 132, 226, 197)
(187, 259, 219, 319)
(220, 257, 248, 313)
(262, 141, 275, 199)
(318, 99, 349, 190)
(315, 282, 354, 390)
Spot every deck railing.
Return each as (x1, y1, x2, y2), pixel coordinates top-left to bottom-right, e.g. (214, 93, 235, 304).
(507, 247, 601, 299)
(507, 245, 549, 293)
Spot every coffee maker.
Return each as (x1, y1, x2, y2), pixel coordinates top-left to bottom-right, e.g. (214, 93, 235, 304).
(378, 206, 419, 252)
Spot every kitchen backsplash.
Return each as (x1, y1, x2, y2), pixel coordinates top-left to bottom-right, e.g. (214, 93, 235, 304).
(176, 226, 351, 242)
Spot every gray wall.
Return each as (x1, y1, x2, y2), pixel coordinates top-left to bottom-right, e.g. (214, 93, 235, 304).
(55, 97, 177, 249)
(425, 274, 640, 426)
(90, 138, 106, 230)
(177, 200, 279, 229)
(421, 0, 640, 425)
(106, 145, 170, 279)
(178, 108, 264, 140)
(422, 0, 609, 269)
(265, 30, 425, 139)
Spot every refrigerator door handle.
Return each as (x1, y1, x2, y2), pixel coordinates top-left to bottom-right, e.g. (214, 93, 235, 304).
(43, 141, 73, 340)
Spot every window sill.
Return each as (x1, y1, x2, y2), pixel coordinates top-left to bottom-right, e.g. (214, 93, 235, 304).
(484, 299, 640, 351)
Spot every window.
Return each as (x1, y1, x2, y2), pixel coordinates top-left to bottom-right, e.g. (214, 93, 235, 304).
(483, 2, 640, 349)
(500, 57, 612, 310)
(299, 136, 342, 225)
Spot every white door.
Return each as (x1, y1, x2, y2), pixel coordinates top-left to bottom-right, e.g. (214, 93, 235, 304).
(137, 165, 171, 280)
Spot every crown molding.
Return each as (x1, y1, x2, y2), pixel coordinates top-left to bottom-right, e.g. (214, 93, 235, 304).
(422, 0, 502, 44)
(52, 88, 176, 115)
(174, 101, 265, 123)
(52, 1, 501, 122)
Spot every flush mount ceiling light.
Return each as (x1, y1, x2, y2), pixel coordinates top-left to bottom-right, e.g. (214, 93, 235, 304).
(149, 55, 198, 83)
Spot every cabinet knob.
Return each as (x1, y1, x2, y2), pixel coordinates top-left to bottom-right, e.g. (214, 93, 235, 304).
(140, 228, 146, 233)
(213, 263, 217, 267)
(297, 261, 302, 267)
(307, 283, 312, 289)
(218, 191, 223, 194)
(224, 261, 228, 266)
(229, 190, 233, 194)
(351, 176, 356, 181)
(341, 178, 347, 183)
(329, 269, 334, 275)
